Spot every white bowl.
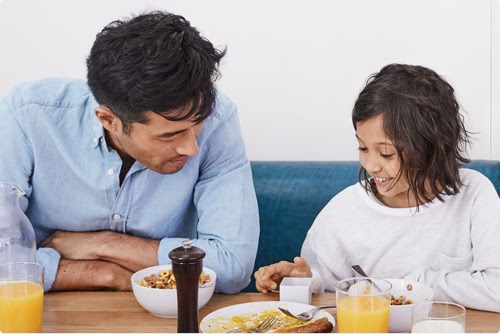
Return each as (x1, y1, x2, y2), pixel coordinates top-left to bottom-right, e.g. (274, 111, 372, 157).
(386, 278, 434, 333)
(131, 264, 216, 318)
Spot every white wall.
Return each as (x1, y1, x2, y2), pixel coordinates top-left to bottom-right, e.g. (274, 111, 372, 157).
(0, 0, 497, 161)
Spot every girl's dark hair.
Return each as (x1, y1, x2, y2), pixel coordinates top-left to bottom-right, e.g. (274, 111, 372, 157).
(87, 11, 226, 131)
(352, 63, 471, 208)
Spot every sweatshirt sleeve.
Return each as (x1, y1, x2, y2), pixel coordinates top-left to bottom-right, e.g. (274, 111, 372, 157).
(404, 179, 500, 312)
(301, 209, 331, 294)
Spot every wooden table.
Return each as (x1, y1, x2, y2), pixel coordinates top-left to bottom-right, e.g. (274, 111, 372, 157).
(43, 291, 499, 333)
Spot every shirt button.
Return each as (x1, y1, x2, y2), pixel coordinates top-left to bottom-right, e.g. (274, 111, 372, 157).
(93, 137, 99, 144)
(107, 169, 114, 176)
(113, 214, 121, 220)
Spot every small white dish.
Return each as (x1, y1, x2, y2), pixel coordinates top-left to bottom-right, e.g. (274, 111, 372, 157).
(279, 277, 312, 304)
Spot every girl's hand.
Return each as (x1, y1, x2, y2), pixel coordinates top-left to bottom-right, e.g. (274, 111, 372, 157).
(254, 257, 312, 293)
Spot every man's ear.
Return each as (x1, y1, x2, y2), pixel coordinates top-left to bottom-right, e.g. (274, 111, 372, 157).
(95, 106, 121, 132)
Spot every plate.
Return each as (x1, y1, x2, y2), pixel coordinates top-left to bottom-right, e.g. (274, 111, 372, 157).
(200, 301, 336, 333)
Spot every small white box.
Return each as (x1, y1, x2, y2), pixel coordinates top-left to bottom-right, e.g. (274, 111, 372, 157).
(279, 277, 312, 304)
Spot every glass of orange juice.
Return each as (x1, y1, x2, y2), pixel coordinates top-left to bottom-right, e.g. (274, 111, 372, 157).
(336, 277, 392, 333)
(0, 262, 44, 333)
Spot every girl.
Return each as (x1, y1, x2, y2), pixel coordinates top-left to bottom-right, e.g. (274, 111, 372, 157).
(254, 64, 500, 312)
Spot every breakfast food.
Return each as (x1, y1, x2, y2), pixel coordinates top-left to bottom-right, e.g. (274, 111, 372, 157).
(202, 308, 333, 333)
(279, 317, 333, 333)
(391, 283, 414, 305)
(391, 294, 413, 305)
(137, 269, 211, 289)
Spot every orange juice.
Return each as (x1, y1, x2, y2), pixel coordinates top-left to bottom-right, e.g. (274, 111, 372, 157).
(0, 281, 44, 333)
(337, 295, 390, 333)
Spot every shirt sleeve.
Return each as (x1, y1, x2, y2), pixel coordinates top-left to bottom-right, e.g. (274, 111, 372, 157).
(404, 179, 500, 312)
(157, 107, 260, 294)
(37, 247, 61, 291)
(301, 212, 330, 294)
(0, 90, 61, 292)
(310, 269, 325, 294)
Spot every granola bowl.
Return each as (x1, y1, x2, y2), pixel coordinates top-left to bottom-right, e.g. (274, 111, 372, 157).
(386, 278, 434, 333)
(131, 264, 216, 318)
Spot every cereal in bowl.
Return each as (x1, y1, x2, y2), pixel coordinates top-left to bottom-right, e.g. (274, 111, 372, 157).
(390, 283, 414, 305)
(136, 269, 211, 289)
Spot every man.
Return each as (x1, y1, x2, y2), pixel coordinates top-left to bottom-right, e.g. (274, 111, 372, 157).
(0, 11, 259, 294)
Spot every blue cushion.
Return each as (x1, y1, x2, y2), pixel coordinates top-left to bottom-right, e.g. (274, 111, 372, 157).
(242, 160, 500, 292)
(464, 160, 500, 193)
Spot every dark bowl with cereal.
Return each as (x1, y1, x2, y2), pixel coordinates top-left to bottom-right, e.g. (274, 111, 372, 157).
(386, 278, 434, 333)
(131, 264, 216, 318)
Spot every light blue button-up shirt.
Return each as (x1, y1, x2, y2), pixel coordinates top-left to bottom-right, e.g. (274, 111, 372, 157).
(0, 78, 259, 293)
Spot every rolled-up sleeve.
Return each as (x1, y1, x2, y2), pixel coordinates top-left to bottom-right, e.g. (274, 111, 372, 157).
(37, 247, 61, 291)
(158, 106, 259, 294)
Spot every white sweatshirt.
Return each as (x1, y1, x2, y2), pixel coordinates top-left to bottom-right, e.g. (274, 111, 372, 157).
(301, 168, 500, 312)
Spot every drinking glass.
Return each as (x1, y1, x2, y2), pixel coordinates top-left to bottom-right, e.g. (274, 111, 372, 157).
(336, 277, 392, 333)
(411, 301, 466, 333)
(0, 262, 45, 333)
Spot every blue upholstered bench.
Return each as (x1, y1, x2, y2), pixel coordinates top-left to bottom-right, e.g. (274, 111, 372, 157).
(243, 160, 500, 292)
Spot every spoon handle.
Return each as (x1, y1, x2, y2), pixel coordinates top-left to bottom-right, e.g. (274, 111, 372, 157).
(350, 265, 384, 292)
(351, 265, 369, 277)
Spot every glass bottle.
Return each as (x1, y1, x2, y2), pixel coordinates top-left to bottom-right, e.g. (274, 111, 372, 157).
(0, 182, 36, 264)
(169, 239, 205, 333)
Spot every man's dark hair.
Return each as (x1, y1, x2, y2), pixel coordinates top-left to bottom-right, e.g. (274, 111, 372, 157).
(352, 63, 471, 208)
(87, 11, 226, 131)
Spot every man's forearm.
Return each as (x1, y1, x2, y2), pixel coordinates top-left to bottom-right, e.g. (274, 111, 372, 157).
(96, 231, 160, 272)
(50, 259, 133, 291)
(42, 230, 161, 273)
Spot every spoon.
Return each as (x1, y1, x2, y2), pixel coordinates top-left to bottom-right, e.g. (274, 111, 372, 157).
(350, 265, 383, 292)
(351, 265, 370, 278)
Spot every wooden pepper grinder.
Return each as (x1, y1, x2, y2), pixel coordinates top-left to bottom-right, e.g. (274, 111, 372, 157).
(169, 239, 206, 333)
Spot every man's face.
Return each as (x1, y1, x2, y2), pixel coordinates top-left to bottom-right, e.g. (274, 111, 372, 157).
(109, 111, 203, 175)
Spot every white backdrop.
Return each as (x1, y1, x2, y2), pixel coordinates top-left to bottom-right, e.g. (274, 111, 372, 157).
(0, 0, 498, 161)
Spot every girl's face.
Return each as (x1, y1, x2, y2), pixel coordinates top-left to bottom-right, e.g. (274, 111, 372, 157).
(356, 114, 416, 208)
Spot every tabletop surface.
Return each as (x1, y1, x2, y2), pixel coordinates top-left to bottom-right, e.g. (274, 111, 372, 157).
(43, 291, 500, 333)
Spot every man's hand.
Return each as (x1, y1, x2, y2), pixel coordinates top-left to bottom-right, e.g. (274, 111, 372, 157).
(254, 256, 312, 293)
(50, 259, 133, 291)
(41, 230, 160, 272)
